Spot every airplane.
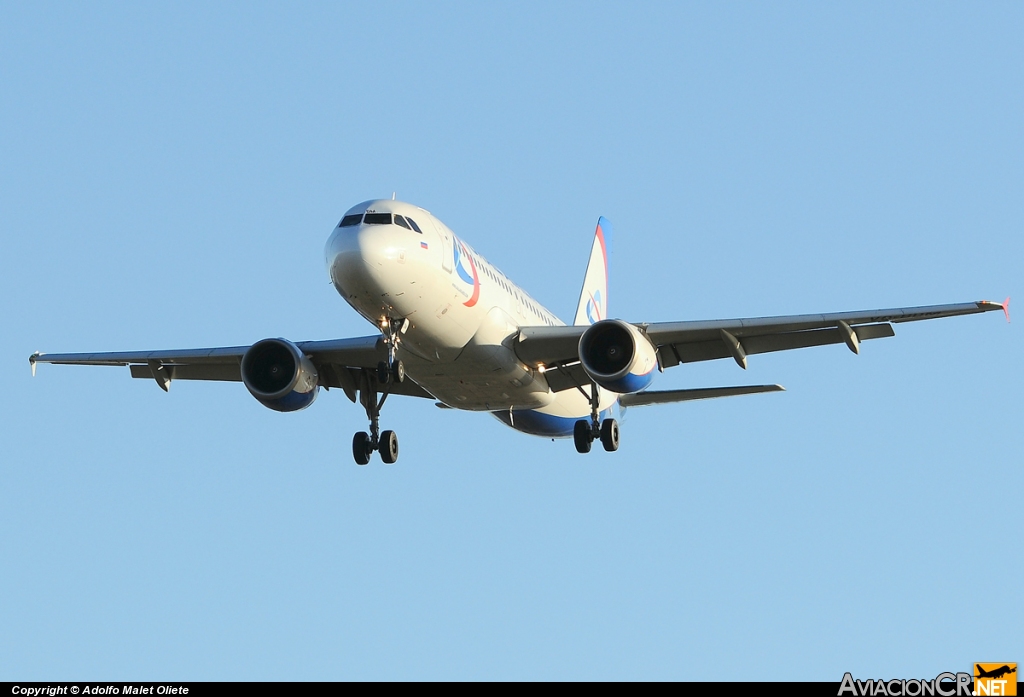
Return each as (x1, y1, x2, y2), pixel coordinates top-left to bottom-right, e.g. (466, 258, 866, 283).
(975, 665, 1016, 680)
(29, 198, 1009, 465)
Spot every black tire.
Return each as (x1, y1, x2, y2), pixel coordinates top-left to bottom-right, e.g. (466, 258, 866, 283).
(391, 359, 405, 384)
(600, 418, 619, 452)
(380, 429, 399, 464)
(352, 432, 371, 465)
(573, 420, 592, 454)
(376, 361, 391, 385)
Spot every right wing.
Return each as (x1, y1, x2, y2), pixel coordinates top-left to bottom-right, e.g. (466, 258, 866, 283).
(29, 335, 435, 401)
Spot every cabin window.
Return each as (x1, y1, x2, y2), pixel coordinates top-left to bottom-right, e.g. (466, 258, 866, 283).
(363, 213, 392, 225)
(339, 214, 362, 227)
(394, 215, 411, 230)
(406, 217, 423, 233)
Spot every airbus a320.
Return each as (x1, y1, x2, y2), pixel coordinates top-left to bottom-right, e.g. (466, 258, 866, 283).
(30, 199, 1008, 464)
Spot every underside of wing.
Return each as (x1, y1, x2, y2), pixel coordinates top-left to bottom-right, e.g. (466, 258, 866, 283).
(30, 334, 435, 401)
(513, 299, 1006, 384)
(647, 300, 1005, 369)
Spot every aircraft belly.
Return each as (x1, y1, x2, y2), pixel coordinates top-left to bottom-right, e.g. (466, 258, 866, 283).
(414, 382, 552, 411)
(490, 388, 618, 438)
(404, 304, 554, 411)
(407, 357, 554, 411)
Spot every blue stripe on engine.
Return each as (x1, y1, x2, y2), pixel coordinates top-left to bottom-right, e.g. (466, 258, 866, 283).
(258, 387, 319, 413)
(600, 370, 653, 395)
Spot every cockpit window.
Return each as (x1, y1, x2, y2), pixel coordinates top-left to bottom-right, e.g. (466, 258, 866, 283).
(405, 217, 422, 233)
(394, 215, 411, 230)
(339, 214, 362, 227)
(363, 213, 392, 225)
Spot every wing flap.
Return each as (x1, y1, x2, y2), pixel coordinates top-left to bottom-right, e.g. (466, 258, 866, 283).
(664, 322, 895, 366)
(515, 326, 582, 367)
(317, 363, 435, 400)
(542, 362, 590, 393)
(297, 336, 385, 366)
(646, 301, 999, 347)
(129, 364, 241, 382)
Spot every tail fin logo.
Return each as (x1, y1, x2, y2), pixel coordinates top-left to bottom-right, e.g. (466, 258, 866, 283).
(573, 217, 611, 326)
(586, 290, 604, 324)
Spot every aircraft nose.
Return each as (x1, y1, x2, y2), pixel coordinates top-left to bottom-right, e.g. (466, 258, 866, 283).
(326, 225, 360, 272)
(325, 224, 400, 296)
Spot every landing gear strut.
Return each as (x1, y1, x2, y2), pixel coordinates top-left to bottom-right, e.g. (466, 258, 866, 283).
(375, 318, 405, 385)
(352, 317, 407, 465)
(573, 382, 619, 454)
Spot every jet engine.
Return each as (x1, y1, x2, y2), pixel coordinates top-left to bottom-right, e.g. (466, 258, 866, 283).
(578, 319, 657, 394)
(240, 338, 319, 412)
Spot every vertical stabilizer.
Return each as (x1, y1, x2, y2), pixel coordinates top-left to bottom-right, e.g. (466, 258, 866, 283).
(573, 217, 612, 326)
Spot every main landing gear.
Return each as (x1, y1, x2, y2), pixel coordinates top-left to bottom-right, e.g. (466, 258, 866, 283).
(352, 317, 405, 466)
(573, 382, 619, 454)
(351, 388, 398, 465)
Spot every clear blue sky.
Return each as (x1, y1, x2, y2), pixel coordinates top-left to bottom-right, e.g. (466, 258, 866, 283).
(2, 2, 1021, 681)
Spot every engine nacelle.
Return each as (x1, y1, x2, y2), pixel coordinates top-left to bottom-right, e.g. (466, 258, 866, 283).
(240, 338, 319, 412)
(578, 319, 657, 394)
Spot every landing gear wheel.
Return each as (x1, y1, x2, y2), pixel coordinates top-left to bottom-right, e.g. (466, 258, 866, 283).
(391, 359, 405, 384)
(573, 420, 593, 454)
(352, 432, 372, 465)
(380, 430, 399, 464)
(376, 361, 391, 385)
(600, 418, 619, 452)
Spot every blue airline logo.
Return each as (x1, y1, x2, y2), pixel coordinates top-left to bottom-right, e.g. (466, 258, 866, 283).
(452, 237, 480, 307)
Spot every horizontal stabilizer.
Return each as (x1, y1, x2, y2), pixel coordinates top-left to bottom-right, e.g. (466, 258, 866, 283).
(619, 384, 785, 407)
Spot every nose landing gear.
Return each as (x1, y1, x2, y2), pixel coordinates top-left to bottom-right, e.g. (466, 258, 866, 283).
(573, 382, 619, 454)
(375, 317, 406, 386)
(352, 317, 407, 465)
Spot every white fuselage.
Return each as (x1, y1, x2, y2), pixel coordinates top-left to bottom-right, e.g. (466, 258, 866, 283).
(324, 199, 615, 436)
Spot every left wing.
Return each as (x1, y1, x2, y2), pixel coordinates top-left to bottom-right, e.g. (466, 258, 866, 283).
(514, 299, 1008, 390)
(29, 336, 435, 401)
